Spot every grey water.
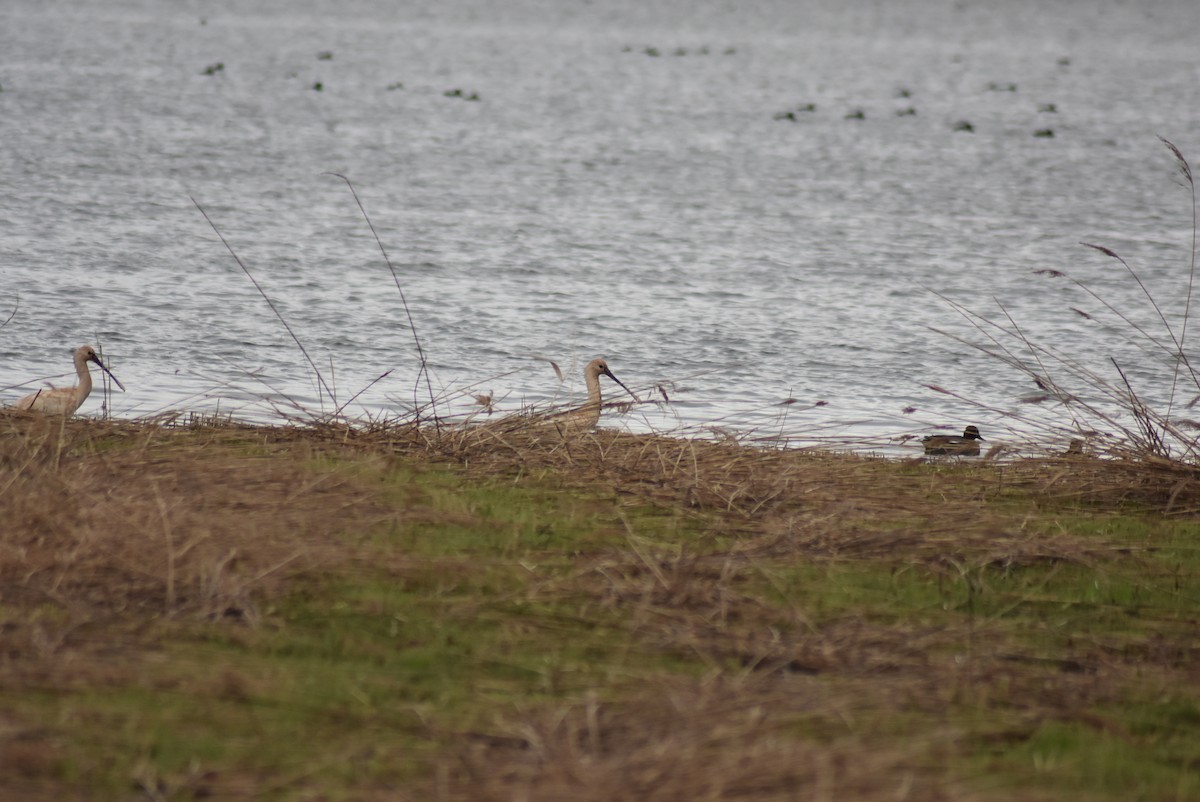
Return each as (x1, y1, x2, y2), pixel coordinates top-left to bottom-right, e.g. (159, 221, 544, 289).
(3, 0, 1200, 452)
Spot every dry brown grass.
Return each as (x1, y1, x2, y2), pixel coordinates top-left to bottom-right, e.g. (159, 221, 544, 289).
(398, 421, 1200, 553)
(445, 674, 987, 802)
(0, 413, 389, 668)
(1, 412, 1197, 800)
(361, 421, 1193, 800)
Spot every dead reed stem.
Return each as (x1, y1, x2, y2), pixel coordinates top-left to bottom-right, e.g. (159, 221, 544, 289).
(324, 172, 440, 430)
(191, 197, 337, 409)
(929, 141, 1200, 464)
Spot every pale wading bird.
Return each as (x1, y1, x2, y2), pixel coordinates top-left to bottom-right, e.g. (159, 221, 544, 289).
(15, 345, 125, 416)
(922, 425, 985, 456)
(546, 357, 637, 435)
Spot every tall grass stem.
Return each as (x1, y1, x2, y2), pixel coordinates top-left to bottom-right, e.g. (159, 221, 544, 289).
(324, 173, 440, 431)
(191, 198, 336, 410)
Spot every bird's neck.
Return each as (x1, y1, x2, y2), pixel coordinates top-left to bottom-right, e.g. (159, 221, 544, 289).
(75, 357, 93, 399)
(584, 370, 602, 408)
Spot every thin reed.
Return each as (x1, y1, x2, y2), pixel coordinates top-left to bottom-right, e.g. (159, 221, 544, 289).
(931, 139, 1200, 467)
(324, 172, 441, 428)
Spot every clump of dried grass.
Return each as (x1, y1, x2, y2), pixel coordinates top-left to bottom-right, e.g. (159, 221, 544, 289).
(540, 533, 1163, 691)
(369, 413, 1200, 523)
(443, 674, 982, 802)
(0, 413, 389, 665)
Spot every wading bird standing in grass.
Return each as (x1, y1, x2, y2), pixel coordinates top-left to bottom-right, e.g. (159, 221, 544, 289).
(922, 425, 985, 456)
(15, 345, 125, 416)
(549, 357, 637, 435)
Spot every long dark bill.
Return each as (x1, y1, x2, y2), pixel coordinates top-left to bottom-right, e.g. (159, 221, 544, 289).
(90, 355, 127, 392)
(601, 368, 638, 402)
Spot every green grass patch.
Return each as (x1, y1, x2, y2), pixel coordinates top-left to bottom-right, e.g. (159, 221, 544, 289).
(4, 421, 1199, 800)
(979, 713, 1200, 802)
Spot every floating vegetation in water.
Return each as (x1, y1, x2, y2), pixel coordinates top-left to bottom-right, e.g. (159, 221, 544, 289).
(317, 51, 333, 60)
(386, 81, 404, 91)
(312, 81, 323, 91)
(201, 62, 224, 76)
(773, 103, 816, 121)
(444, 88, 480, 101)
(986, 81, 1018, 92)
(896, 86, 912, 98)
(626, 44, 726, 57)
(895, 106, 917, 116)
(1038, 102, 1058, 113)
(844, 109, 865, 120)
(1033, 128, 1055, 137)
(953, 120, 975, 132)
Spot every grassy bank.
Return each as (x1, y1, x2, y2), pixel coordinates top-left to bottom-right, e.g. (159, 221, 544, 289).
(1, 413, 1198, 800)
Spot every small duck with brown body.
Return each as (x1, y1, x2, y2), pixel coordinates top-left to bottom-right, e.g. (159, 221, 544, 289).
(922, 425, 985, 456)
(15, 345, 125, 416)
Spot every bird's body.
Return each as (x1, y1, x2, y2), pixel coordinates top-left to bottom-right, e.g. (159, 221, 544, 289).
(544, 357, 636, 435)
(15, 345, 125, 416)
(922, 425, 984, 456)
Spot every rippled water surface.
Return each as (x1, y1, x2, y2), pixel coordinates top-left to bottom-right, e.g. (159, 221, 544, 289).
(4, 0, 1200, 450)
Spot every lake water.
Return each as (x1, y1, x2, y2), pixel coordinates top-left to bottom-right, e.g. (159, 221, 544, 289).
(4, 0, 1200, 453)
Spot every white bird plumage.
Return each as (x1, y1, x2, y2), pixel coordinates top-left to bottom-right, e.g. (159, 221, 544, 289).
(15, 345, 125, 416)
